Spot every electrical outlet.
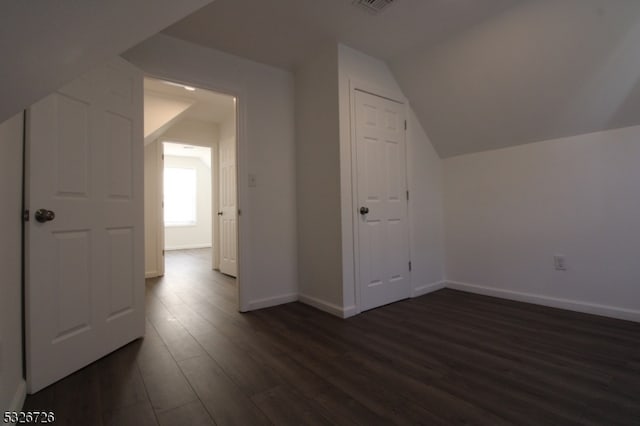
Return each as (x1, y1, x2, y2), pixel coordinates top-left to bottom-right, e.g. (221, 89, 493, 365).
(554, 255, 567, 271)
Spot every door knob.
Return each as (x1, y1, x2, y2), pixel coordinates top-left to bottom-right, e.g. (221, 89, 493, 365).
(359, 207, 369, 215)
(217, 211, 223, 216)
(35, 209, 56, 223)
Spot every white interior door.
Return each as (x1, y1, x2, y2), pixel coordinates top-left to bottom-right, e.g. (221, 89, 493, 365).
(355, 90, 411, 312)
(218, 120, 237, 277)
(26, 58, 145, 393)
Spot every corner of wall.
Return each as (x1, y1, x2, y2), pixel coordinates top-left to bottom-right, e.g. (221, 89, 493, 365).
(294, 41, 344, 309)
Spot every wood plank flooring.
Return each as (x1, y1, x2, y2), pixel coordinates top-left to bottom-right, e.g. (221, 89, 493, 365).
(24, 248, 640, 425)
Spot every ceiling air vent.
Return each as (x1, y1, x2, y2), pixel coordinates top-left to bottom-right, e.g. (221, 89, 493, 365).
(353, 0, 396, 15)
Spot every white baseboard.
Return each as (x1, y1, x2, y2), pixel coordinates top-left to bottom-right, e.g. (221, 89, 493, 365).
(246, 293, 298, 311)
(8, 379, 26, 418)
(446, 281, 640, 323)
(342, 305, 358, 319)
(298, 294, 356, 318)
(145, 270, 162, 279)
(165, 244, 212, 251)
(413, 281, 446, 298)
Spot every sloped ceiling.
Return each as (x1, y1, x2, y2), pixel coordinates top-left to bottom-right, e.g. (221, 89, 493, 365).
(144, 77, 235, 124)
(162, 0, 521, 69)
(6, 0, 639, 157)
(163, 0, 640, 158)
(0, 0, 214, 124)
(144, 93, 194, 141)
(143, 77, 235, 144)
(390, 0, 640, 157)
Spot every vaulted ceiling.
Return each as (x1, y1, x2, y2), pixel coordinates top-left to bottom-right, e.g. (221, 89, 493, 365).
(163, 0, 521, 69)
(0, 0, 214, 123)
(164, 0, 640, 157)
(4, 0, 640, 158)
(391, 0, 640, 157)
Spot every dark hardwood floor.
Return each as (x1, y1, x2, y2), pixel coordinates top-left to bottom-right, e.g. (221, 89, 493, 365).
(24, 249, 640, 425)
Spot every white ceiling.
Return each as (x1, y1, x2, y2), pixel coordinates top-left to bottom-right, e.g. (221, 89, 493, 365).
(7, 0, 640, 157)
(144, 77, 235, 124)
(162, 0, 522, 70)
(164, 142, 212, 167)
(391, 0, 640, 157)
(162, 0, 640, 158)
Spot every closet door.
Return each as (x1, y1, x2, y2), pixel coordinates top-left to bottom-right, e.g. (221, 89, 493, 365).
(355, 89, 410, 311)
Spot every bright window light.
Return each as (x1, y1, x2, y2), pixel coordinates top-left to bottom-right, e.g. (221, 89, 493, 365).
(164, 167, 197, 226)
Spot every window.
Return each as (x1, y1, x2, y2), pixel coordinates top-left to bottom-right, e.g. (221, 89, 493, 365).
(164, 167, 197, 226)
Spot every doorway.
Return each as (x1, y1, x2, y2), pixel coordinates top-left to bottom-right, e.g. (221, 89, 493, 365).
(143, 77, 238, 295)
(353, 89, 411, 312)
(163, 142, 212, 252)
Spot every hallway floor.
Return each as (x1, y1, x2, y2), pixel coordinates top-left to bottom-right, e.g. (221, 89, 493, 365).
(23, 249, 640, 425)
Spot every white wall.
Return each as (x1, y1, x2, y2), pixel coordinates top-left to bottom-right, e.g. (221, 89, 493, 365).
(294, 43, 344, 312)
(0, 113, 26, 412)
(164, 155, 212, 250)
(444, 125, 640, 321)
(337, 44, 446, 315)
(126, 34, 298, 311)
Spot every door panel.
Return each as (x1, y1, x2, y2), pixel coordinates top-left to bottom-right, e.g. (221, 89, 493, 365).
(26, 58, 144, 393)
(106, 112, 134, 199)
(107, 227, 135, 318)
(355, 90, 410, 312)
(219, 118, 238, 277)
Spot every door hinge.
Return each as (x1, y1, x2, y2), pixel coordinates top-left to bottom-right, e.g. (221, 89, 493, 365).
(404, 120, 407, 130)
(162, 249, 165, 256)
(406, 190, 409, 201)
(409, 261, 412, 271)
(23, 209, 30, 222)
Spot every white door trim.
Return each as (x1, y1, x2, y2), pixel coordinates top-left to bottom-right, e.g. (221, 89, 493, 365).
(348, 79, 412, 314)
(156, 138, 165, 277)
(144, 72, 248, 312)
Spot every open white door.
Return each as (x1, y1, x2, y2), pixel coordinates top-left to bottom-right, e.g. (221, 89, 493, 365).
(355, 90, 411, 312)
(218, 113, 238, 277)
(26, 58, 145, 393)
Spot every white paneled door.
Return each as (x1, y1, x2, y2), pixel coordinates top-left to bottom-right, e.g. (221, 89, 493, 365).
(26, 58, 145, 393)
(218, 123, 238, 277)
(355, 90, 411, 312)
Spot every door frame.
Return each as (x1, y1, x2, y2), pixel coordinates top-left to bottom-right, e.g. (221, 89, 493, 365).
(145, 73, 246, 312)
(158, 138, 217, 263)
(348, 79, 413, 314)
(148, 137, 165, 278)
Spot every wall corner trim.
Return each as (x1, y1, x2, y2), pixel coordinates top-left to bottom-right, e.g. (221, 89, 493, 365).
(299, 294, 356, 318)
(446, 281, 640, 323)
(412, 281, 447, 298)
(246, 293, 298, 311)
